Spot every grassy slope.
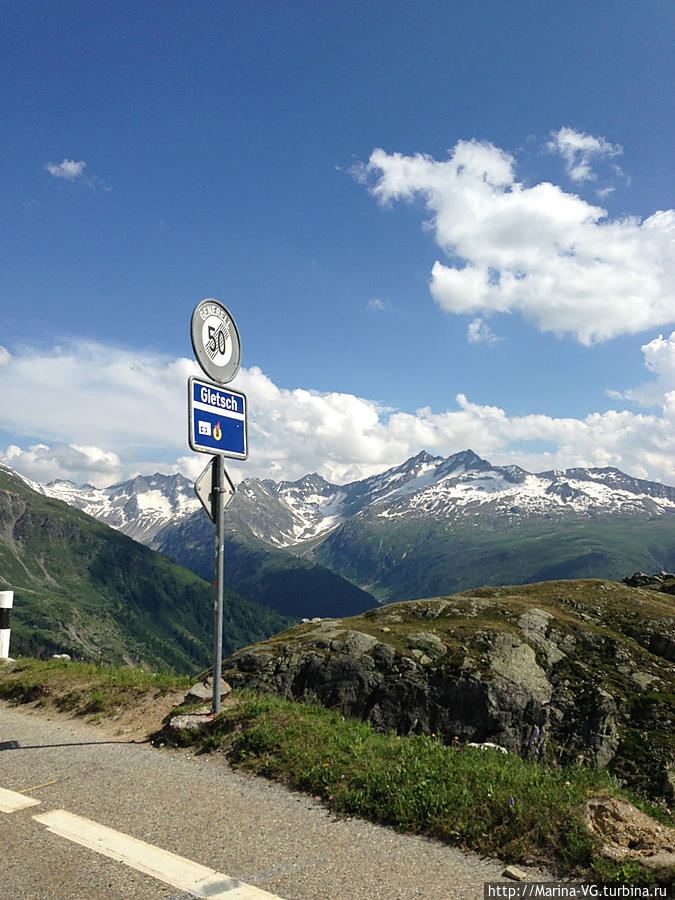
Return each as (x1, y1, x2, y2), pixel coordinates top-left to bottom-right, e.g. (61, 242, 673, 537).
(313, 515, 675, 602)
(0, 657, 190, 720)
(166, 692, 674, 887)
(0, 469, 293, 670)
(157, 512, 377, 619)
(223, 578, 675, 809)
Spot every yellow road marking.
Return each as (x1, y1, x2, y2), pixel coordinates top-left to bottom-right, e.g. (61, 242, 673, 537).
(18, 778, 60, 794)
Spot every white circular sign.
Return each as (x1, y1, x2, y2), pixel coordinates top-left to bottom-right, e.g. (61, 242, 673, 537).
(190, 298, 241, 384)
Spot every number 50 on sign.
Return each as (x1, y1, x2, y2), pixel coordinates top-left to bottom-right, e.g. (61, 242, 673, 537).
(190, 298, 242, 385)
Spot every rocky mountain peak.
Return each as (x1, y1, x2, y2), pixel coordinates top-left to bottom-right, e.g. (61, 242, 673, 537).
(9, 452, 675, 587)
(436, 449, 490, 476)
(284, 472, 334, 494)
(407, 449, 437, 465)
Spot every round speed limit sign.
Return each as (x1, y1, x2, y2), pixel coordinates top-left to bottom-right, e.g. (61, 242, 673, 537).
(190, 298, 242, 384)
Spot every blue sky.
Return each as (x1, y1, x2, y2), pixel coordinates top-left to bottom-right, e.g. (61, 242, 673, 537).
(1, 1, 674, 487)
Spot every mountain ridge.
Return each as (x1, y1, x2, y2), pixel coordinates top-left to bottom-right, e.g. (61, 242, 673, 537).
(17, 450, 675, 553)
(0, 465, 292, 667)
(9, 451, 675, 608)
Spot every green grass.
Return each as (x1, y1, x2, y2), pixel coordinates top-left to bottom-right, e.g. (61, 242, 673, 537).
(0, 658, 191, 714)
(165, 692, 674, 887)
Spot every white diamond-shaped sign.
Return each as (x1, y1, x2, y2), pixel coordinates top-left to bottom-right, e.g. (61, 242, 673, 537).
(194, 458, 235, 523)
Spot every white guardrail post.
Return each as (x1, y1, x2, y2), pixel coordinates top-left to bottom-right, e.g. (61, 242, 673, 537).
(0, 591, 13, 659)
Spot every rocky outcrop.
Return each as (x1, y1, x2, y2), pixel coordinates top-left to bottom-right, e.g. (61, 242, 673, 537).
(622, 571, 675, 595)
(582, 796, 675, 870)
(222, 579, 675, 805)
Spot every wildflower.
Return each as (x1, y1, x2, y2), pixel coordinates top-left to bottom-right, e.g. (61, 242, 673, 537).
(509, 797, 515, 806)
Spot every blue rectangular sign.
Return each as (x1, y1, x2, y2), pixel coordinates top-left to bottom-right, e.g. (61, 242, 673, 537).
(188, 376, 248, 459)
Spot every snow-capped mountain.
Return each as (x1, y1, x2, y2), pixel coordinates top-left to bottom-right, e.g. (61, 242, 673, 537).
(11, 449, 675, 551)
(31, 472, 201, 544)
(7, 451, 675, 605)
(222, 449, 675, 547)
(354, 450, 675, 527)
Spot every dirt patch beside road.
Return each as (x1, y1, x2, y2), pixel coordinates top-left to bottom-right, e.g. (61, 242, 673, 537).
(0, 658, 191, 741)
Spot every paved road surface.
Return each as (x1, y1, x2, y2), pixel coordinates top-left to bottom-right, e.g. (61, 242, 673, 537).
(0, 702, 548, 899)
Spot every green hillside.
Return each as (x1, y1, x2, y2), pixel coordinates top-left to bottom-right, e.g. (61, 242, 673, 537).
(0, 468, 292, 671)
(312, 514, 675, 603)
(157, 512, 377, 619)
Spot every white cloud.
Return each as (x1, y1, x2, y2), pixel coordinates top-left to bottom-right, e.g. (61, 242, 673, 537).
(0, 340, 192, 455)
(611, 331, 675, 407)
(2, 443, 124, 486)
(0, 347, 10, 366)
(0, 338, 674, 488)
(547, 127, 622, 182)
(360, 138, 675, 344)
(44, 158, 111, 191)
(45, 159, 87, 180)
(367, 298, 390, 312)
(467, 318, 502, 345)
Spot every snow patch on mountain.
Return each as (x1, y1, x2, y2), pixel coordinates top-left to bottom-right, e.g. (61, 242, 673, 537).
(6, 449, 675, 552)
(136, 489, 174, 517)
(276, 484, 348, 542)
(31, 473, 201, 544)
(376, 466, 675, 522)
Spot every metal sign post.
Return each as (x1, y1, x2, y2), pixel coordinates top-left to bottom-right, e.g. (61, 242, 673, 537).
(188, 298, 246, 716)
(213, 454, 226, 715)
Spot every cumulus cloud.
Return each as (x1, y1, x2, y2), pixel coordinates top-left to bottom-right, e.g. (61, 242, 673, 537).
(0, 341, 192, 454)
(0, 338, 674, 488)
(2, 443, 124, 487)
(45, 158, 110, 191)
(360, 138, 675, 344)
(0, 346, 10, 366)
(467, 318, 502, 345)
(610, 331, 675, 407)
(45, 159, 87, 180)
(547, 127, 622, 182)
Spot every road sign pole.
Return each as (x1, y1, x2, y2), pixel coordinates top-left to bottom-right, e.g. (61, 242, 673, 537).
(189, 298, 245, 717)
(212, 454, 226, 715)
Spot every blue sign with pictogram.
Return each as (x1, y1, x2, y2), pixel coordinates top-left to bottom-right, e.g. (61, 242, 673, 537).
(188, 376, 248, 459)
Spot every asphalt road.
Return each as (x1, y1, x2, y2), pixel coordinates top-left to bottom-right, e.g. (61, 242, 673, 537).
(0, 702, 546, 899)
